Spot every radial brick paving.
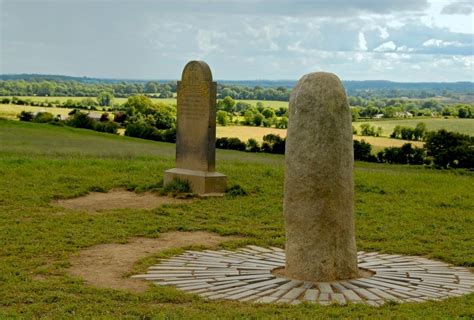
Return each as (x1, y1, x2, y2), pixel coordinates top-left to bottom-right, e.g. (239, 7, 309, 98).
(132, 246, 474, 305)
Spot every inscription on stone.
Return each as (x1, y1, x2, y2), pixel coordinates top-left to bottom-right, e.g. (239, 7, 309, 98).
(163, 60, 226, 195)
(176, 61, 216, 172)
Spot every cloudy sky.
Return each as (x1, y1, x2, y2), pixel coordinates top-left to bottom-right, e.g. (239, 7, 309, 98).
(1, 0, 473, 81)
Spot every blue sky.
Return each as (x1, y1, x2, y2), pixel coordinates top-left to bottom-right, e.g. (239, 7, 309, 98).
(1, 0, 473, 81)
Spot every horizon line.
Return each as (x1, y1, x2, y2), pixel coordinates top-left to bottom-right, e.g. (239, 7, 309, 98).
(1, 73, 473, 84)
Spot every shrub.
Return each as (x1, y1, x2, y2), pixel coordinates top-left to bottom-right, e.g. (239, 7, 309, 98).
(226, 184, 247, 197)
(377, 143, 426, 165)
(99, 113, 111, 122)
(216, 137, 246, 151)
(246, 138, 261, 152)
(18, 111, 34, 122)
(1, 98, 11, 104)
(162, 178, 191, 195)
(252, 113, 264, 126)
(125, 122, 155, 139)
(353, 140, 376, 162)
(276, 116, 288, 129)
(261, 108, 275, 119)
(360, 123, 377, 136)
(216, 110, 230, 126)
(262, 134, 285, 154)
(33, 112, 55, 123)
(114, 111, 127, 123)
(161, 128, 176, 143)
(153, 103, 176, 129)
(94, 121, 119, 134)
(66, 112, 95, 129)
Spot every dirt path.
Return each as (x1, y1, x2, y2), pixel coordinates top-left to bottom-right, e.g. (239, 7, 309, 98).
(54, 189, 189, 212)
(68, 231, 236, 292)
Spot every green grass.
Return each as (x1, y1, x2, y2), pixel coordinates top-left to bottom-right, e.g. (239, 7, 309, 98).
(354, 118, 474, 137)
(0, 119, 473, 319)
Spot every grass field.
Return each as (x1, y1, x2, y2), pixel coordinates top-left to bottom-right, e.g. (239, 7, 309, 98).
(0, 104, 104, 120)
(354, 118, 474, 137)
(216, 126, 423, 151)
(5, 96, 290, 109)
(0, 119, 472, 318)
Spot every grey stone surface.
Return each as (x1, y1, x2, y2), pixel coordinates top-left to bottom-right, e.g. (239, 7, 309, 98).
(284, 72, 358, 282)
(133, 246, 474, 306)
(163, 60, 226, 195)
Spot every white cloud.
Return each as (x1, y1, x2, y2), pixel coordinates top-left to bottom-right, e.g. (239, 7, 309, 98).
(422, 38, 466, 47)
(396, 45, 414, 52)
(358, 32, 368, 51)
(196, 30, 225, 55)
(379, 27, 390, 39)
(373, 41, 397, 52)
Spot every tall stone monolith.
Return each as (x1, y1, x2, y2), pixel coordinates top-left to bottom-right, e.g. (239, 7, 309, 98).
(163, 61, 226, 195)
(284, 72, 358, 282)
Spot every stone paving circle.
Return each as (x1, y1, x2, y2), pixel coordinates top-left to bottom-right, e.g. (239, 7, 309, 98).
(132, 245, 474, 306)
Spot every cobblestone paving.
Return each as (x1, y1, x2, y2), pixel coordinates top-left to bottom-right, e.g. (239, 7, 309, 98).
(132, 246, 474, 305)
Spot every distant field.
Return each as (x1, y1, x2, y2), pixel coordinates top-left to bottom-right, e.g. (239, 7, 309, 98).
(234, 99, 288, 109)
(5, 96, 288, 109)
(1, 103, 427, 151)
(354, 118, 474, 137)
(0, 104, 103, 120)
(4, 95, 176, 106)
(216, 125, 422, 151)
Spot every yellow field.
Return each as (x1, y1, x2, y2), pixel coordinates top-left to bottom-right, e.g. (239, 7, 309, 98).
(354, 118, 474, 137)
(0, 104, 103, 120)
(4, 96, 288, 109)
(216, 125, 422, 151)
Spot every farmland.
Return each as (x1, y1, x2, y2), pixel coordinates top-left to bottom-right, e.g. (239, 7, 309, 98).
(353, 118, 474, 137)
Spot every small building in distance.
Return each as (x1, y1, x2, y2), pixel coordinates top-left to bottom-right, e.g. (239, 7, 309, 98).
(395, 111, 413, 118)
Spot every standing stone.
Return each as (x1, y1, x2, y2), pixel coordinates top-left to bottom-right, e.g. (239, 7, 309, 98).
(284, 72, 358, 282)
(164, 61, 226, 195)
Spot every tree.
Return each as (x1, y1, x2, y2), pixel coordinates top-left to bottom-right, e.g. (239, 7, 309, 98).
(37, 81, 55, 96)
(123, 95, 155, 115)
(154, 104, 176, 129)
(351, 108, 360, 121)
(425, 129, 474, 168)
(97, 91, 114, 107)
(458, 107, 468, 118)
(413, 122, 427, 141)
(391, 125, 402, 139)
(353, 140, 374, 161)
(360, 123, 376, 136)
(252, 113, 264, 126)
(145, 81, 159, 93)
(261, 108, 275, 119)
(246, 138, 260, 152)
(217, 96, 236, 113)
(276, 116, 288, 129)
(216, 110, 230, 126)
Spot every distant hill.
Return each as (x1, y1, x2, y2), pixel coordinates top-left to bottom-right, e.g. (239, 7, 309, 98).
(1, 74, 472, 90)
(1, 74, 473, 100)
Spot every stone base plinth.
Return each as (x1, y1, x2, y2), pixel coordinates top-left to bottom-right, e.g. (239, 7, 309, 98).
(164, 168, 226, 196)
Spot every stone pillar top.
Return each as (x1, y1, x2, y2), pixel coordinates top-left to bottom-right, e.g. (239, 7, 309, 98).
(181, 60, 213, 82)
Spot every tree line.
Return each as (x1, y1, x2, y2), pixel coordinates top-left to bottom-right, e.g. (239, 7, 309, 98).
(17, 95, 473, 169)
